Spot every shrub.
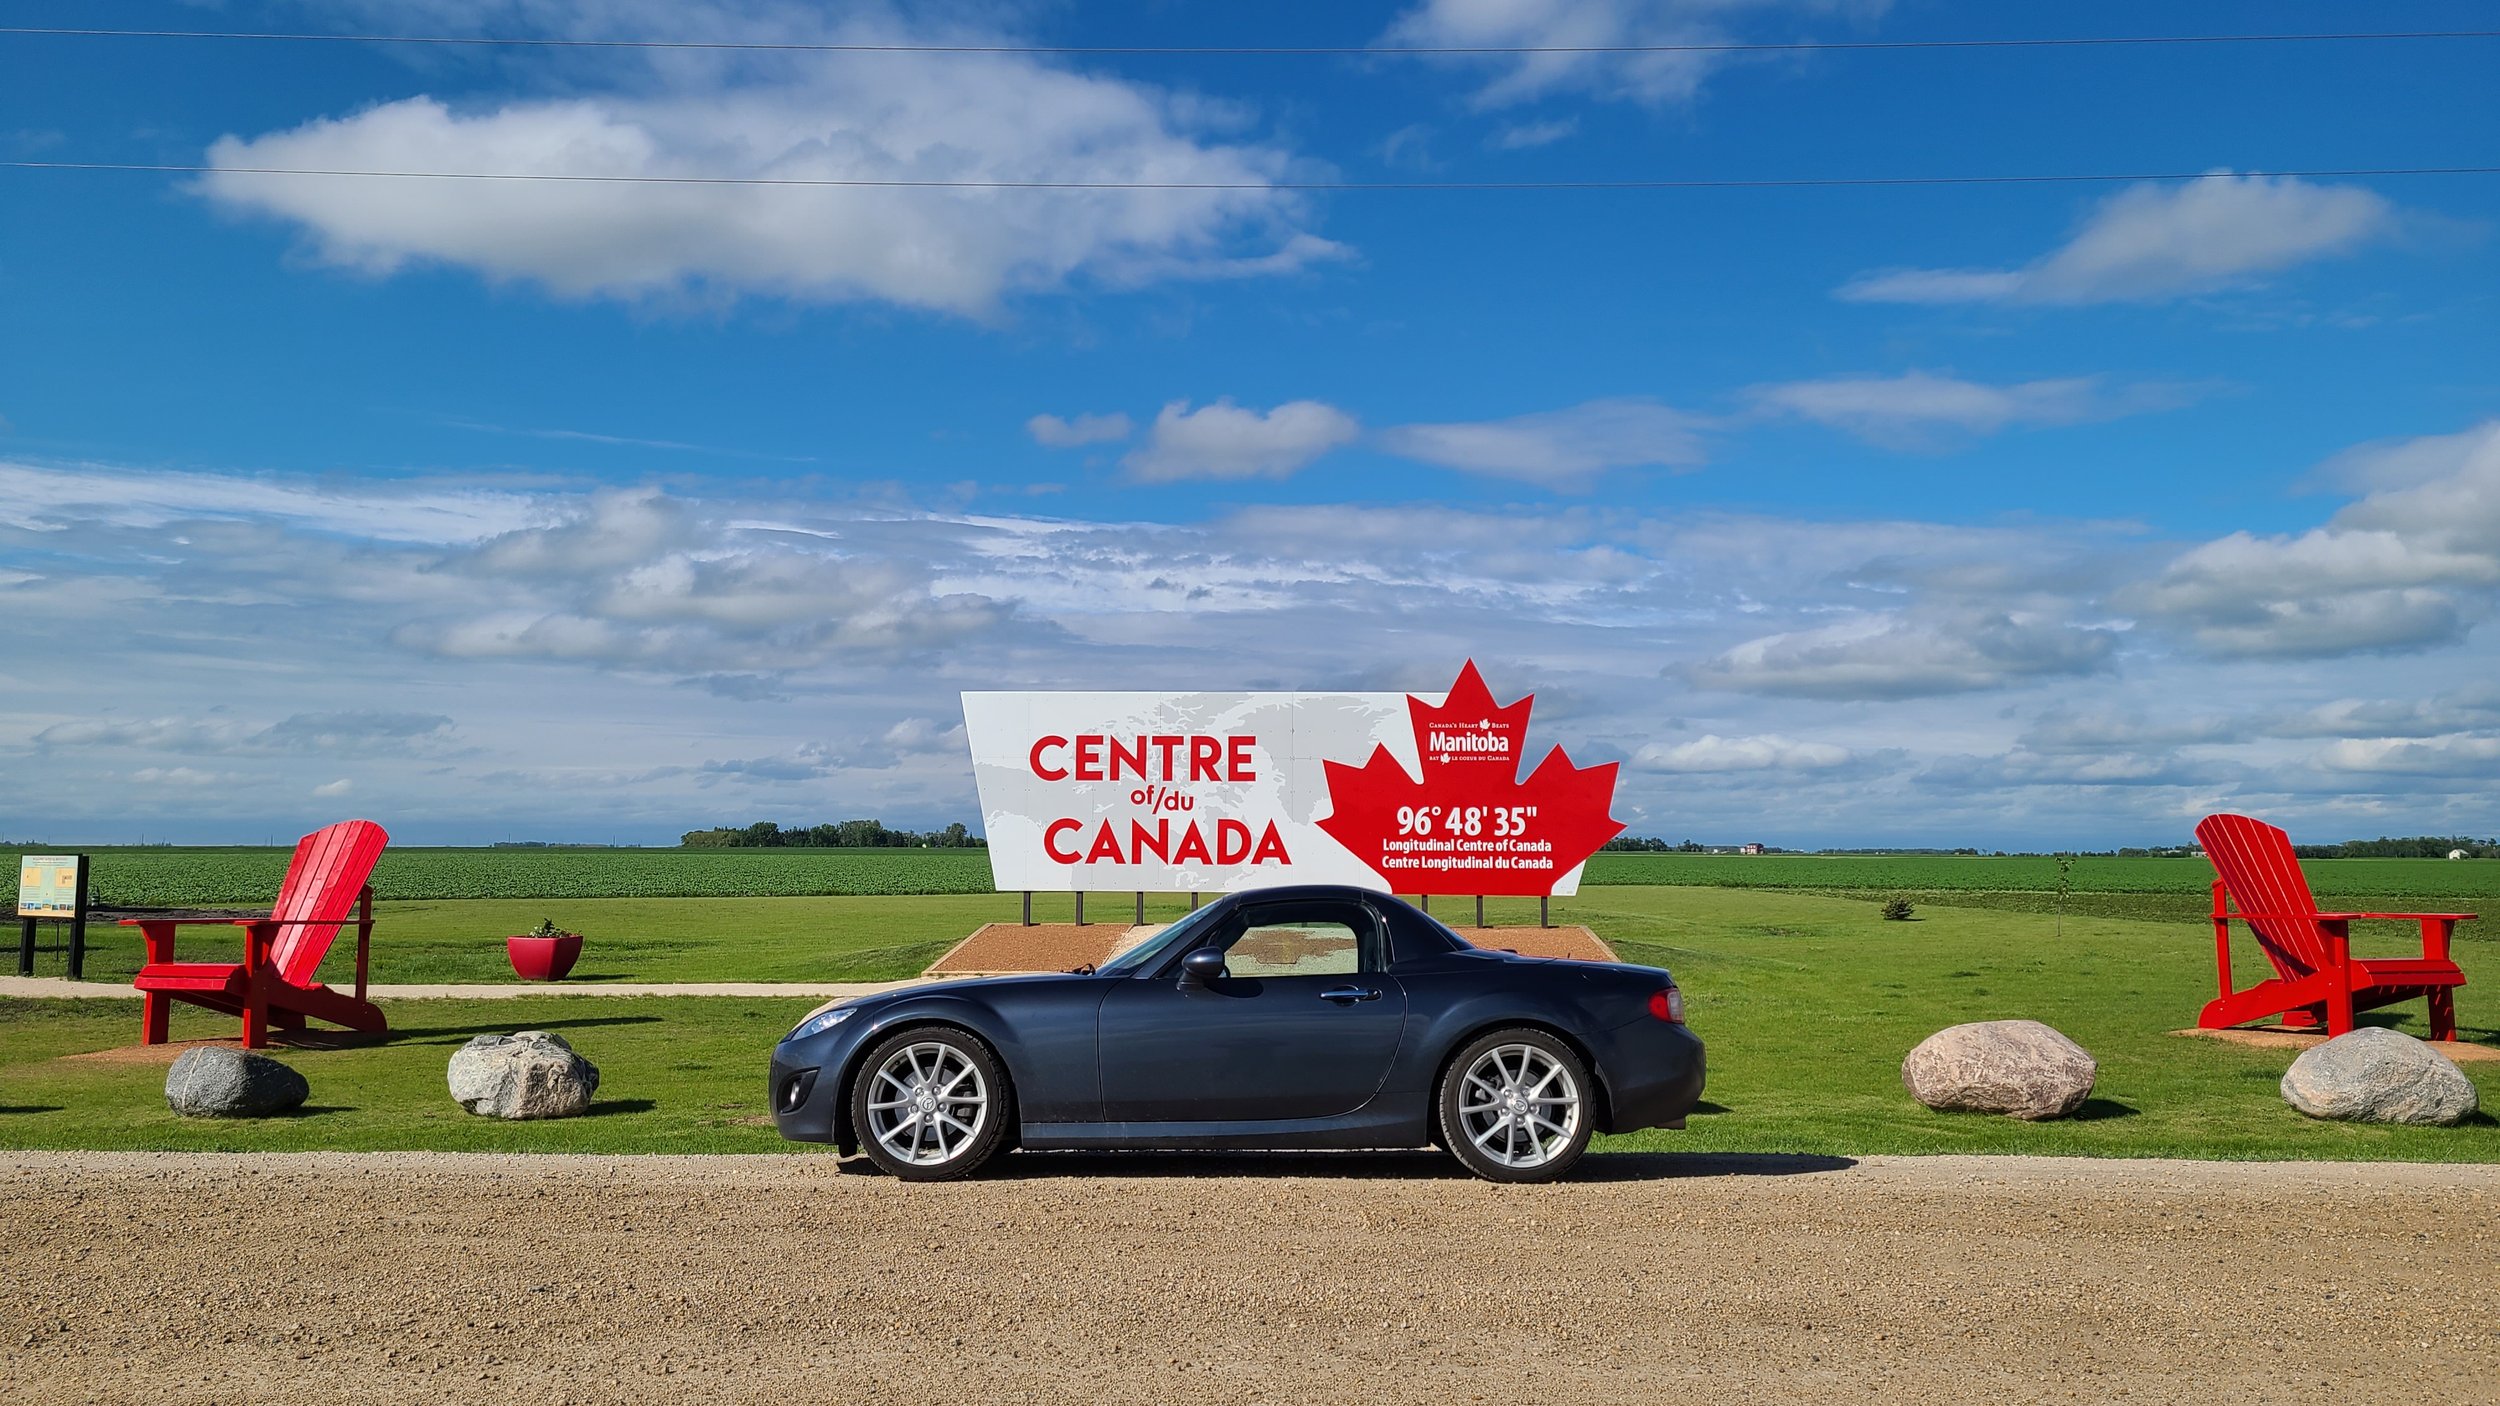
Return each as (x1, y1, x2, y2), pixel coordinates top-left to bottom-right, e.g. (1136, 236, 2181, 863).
(1880, 896, 1915, 922)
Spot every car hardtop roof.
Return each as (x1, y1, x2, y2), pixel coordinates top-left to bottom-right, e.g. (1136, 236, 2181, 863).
(1207, 885, 1468, 956)
(1212, 883, 1402, 909)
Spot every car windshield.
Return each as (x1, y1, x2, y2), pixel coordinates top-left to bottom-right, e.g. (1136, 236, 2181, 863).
(1096, 903, 1226, 977)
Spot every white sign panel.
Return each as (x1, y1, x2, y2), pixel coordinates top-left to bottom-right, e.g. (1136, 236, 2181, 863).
(963, 690, 1434, 894)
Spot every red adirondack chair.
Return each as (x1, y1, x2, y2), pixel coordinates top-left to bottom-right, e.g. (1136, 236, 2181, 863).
(126, 819, 390, 1049)
(2196, 813, 2471, 1040)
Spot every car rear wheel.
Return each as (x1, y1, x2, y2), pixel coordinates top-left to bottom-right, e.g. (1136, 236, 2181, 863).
(850, 1028, 1010, 1181)
(1436, 1028, 1592, 1183)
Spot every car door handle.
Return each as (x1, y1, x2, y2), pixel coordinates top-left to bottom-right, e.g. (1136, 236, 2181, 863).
(1320, 986, 1382, 1004)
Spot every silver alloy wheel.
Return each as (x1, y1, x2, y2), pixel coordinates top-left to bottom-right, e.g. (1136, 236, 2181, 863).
(1456, 1042, 1582, 1170)
(864, 1040, 990, 1167)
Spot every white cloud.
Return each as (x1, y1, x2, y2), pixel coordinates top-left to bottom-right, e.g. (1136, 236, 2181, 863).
(2128, 421, 2500, 658)
(1690, 611, 2118, 699)
(1123, 399, 1360, 482)
(1377, 398, 1704, 489)
(1634, 734, 1852, 773)
(2317, 734, 2500, 777)
(9, 438, 2498, 847)
(1748, 372, 2191, 448)
(37, 711, 454, 755)
(1838, 173, 2400, 305)
(0, 460, 542, 544)
(313, 778, 354, 797)
(1381, 0, 1880, 110)
(128, 767, 227, 788)
(1488, 119, 1577, 151)
(1026, 412, 1134, 448)
(196, 10, 1339, 315)
(2268, 685, 2500, 741)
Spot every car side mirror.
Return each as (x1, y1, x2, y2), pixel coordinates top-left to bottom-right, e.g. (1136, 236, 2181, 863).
(1178, 947, 1228, 985)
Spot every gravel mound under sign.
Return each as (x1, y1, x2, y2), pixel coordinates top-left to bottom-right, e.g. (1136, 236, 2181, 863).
(925, 922, 1616, 976)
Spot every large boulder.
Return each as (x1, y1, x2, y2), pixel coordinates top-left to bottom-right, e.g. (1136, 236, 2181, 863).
(165, 1047, 309, 1118)
(447, 1030, 600, 1120)
(2281, 1027, 2479, 1126)
(1903, 1019, 2097, 1120)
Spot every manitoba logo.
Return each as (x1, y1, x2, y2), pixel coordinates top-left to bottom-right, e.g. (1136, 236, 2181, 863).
(1426, 717, 1513, 764)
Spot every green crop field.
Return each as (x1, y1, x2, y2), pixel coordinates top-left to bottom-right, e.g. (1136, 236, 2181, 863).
(7, 846, 997, 906)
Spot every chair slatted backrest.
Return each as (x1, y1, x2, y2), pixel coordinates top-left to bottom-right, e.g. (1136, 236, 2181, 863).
(2196, 813, 2326, 981)
(267, 820, 389, 988)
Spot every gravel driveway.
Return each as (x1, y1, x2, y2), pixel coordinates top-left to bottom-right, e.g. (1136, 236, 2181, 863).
(5, 1150, 2493, 1404)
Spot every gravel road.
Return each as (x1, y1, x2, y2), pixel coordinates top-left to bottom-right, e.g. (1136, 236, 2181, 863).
(5, 1150, 2494, 1405)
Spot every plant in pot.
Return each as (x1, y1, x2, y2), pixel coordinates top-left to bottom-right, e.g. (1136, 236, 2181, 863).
(507, 918, 584, 982)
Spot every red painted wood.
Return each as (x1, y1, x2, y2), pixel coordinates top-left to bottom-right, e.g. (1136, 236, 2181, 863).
(2195, 813, 2472, 1041)
(124, 820, 391, 1046)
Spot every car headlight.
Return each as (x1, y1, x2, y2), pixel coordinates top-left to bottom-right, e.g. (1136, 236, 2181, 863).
(786, 1006, 858, 1042)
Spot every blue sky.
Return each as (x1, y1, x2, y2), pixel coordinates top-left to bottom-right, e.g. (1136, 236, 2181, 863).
(3, 0, 2496, 848)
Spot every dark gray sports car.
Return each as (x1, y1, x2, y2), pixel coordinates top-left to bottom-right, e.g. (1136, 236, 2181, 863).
(768, 884, 1703, 1182)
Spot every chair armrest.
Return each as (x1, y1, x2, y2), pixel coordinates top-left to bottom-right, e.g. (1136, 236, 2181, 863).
(2311, 911, 2477, 922)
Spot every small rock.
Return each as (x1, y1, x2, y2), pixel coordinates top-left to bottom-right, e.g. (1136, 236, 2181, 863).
(1902, 1019, 2097, 1120)
(2281, 1027, 2478, 1125)
(165, 1047, 309, 1118)
(447, 1031, 600, 1120)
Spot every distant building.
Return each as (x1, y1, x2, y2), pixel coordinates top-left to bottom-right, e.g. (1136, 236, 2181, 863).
(1740, 842, 1765, 856)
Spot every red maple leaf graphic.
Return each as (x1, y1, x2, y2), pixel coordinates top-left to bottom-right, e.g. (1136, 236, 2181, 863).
(1317, 660, 1624, 896)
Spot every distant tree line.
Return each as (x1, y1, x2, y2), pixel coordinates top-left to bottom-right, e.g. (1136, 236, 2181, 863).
(681, 820, 987, 849)
(2292, 836, 2497, 860)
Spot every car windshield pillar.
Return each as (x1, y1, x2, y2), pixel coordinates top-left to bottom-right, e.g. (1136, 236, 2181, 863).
(1097, 902, 1225, 977)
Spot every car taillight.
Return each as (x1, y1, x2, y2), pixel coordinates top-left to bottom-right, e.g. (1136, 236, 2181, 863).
(1647, 988, 1685, 1023)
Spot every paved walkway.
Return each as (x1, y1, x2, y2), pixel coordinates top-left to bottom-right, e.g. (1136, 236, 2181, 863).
(0, 975, 922, 1001)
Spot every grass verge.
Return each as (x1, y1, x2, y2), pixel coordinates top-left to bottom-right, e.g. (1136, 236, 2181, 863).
(4, 887, 2492, 1159)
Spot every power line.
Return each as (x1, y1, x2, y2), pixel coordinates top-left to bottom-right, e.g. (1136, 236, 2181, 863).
(5, 160, 2495, 193)
(2, 25, 2496, 58)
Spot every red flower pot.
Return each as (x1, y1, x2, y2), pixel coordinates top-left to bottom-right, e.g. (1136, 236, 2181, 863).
(506, 933, 583, 982)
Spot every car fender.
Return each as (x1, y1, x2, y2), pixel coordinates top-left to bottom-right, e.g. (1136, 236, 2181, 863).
(1393, 984, 1616, 1103)
(827, 982, 1108, 1144)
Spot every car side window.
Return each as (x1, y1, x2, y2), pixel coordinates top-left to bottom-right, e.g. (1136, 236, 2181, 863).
(1220, 902, 1381, 977)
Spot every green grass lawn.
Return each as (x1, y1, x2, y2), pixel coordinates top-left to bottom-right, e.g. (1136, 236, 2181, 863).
(4, 887, 2492, 1160)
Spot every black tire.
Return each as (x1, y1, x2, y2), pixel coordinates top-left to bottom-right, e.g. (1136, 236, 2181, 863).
(848, 1027, 1012, 1182)
(1436, 1027, 1594, 1184)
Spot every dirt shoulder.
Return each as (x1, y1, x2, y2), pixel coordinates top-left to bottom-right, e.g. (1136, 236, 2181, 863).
(4, 1151, 2493, 1405)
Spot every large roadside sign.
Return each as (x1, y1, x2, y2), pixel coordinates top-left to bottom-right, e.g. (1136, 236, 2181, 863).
(962, 662, 1623, 897)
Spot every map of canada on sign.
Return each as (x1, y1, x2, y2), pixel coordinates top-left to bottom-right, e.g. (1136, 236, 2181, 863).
(1317, 661, 1624, 897)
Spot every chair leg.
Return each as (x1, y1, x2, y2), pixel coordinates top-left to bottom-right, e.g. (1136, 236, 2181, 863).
(2428, 990, 2457, 1043)
(142, 993, 170, 1046)
(2325, 989, 2355, 1037)
(2281, 1005, 2323, 1030)
(241, 984, 267, 1051)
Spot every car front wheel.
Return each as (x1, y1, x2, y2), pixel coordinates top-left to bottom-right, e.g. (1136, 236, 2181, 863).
(1436, 1028, 1593, 1183)
(850, 1027, 1010, 1181)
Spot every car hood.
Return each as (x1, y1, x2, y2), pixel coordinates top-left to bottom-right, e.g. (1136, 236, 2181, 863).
(792, 970, 1083, 1024)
